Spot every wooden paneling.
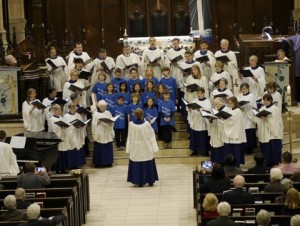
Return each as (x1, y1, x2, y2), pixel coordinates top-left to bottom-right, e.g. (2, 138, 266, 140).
(235, 0, 254, 34)
(64, 0, 83, 38)
(272, 0, 293, 35)
(253, 0, 272, 33)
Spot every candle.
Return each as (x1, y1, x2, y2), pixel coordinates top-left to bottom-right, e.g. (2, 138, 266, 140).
(287, 85, 291, 95)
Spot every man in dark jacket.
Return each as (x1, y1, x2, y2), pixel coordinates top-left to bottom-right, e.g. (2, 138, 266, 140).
(207, 201, 238, 226)
(247, 153, 270, 174)
(0, 195, 27, 221)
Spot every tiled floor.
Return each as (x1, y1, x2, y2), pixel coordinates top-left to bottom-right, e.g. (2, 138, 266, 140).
(84, 163, 197, 226)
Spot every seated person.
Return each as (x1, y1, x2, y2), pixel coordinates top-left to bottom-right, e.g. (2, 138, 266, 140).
(291, 172, 300, 182)
(202, 193, 219, 218)
(15, 188, 31, 209)
(17, 203, 66, 226)
(291, 215, 300, 226)
(281, 188, 300, 216)
(275, 151, 300, 174)
(247, 153, 270, 174)
(206, 201, 238, 226)
(17, 162, 51, 189)
(256, 209, 271, 226)
(223, 154, 242, 177)
(264, 168, 283, 192)
(5, 54, 17, 67)
(222, 175, 255, 205)
(275, 178, 293, 203)
(275, 49, 290, 62)
(0, 195, 27, 221)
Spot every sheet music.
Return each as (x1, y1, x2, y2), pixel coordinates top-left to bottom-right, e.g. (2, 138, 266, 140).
(146, 50, 161, 63)
(10, 136, 26, 149)
(120, 55, 138, 67)
(103, 58, 114, 70)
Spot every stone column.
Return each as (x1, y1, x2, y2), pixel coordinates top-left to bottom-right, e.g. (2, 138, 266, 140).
(294, 1, 300, 23)
(8, 0, 26, 43)
(0, 0, 8, 48)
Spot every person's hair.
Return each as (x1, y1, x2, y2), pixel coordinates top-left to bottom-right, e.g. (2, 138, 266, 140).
(291, 172, 300, 182)
(281, 178, 293, 194)
(97, 100, 107, 108)
(26, 88, 36, 101)
(145, 80, 156, 92)
(131, 93, 140, 102)
(51, 104, 61, 113)
(262, 93, 273, 102)
(161, 67, 170, 72)
(282, 151, 293, 163)
(134, 108, 144, 120)
(196, 87, 205, 93)
(254, 153, 265, 165)
(70, 69, 79, 78)
(70, 93, 79, 102)
(240, 82, 250, 90)
(106, 83, 115, 92)
(15, 188, 26, 200)
(277, 49, 286, 54)
(116, 95, 124, 101)
(224, 154, 237, 166)
(233, 175, 245, 188)
(215, 61, 224, 68)
(192, 64, 202, 78)
(67, 102, 76, 109)
(211, 163, 226, 180)
(75, 42, 82, 47)
(130, 67, 138, 74)
(291, 214, 300, 226)
(133, 83, 142, 95)
(115, 68, 122, 73)
(163, 89, 170, 96)
(24, 162, 36, 173)
(74, 58, 84, 64)
(48, 88, 56, 94)
(4, 195, 16, 209)
(27, 203, 41, 220)
(123, 45, 131, 49)
(202, 193, 218, 212)
(119, 81, 128, 92)
(0, 130, 6, 140)
(285, 188, 300, 209)
(219, 78, 228, 85)
(220, 39, 229, 45)
(256, 209, 271, 225)
(49, 46, 56, 52)
(213, 97, 225, 105)
(185, 50, 193, 55)
(249, 55, 258, 62)
(217, 202, 231, 216)
(156, 84, 166, 98)
(228, 96, 239, 109)
(98, 72, 107, 80)
(266, 81, 277, 91)
(146, 97, 155, 108)
(145, 67, 154, 77)
(172, 38, 180, 42)
(199, 40, 208, 45)
(98, 47, 106, 53)
(270, 168, 283, 181)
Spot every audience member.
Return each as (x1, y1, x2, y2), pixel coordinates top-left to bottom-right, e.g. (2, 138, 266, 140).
(206, 201, 238, 226)
(275, 151, 300, 174)
(247, 153, 270, 174)
(291, 214, 300, 226)
(222, 175, 255, 204)
(282, 188, 300, 216)
(275, 178, 294, 204)
(15, 188, 31, 209)
(264, 168, 283, 192)
(17, 163, 51, 189)
(5, 54, 17, 67)
(291, 172, 300, 182)
(202, 193, 219, 218)
(256, 209, 271, 226)
(223, 154, 242, 177)
(0, 195, 27, 221)
(17, 203, 66, 226)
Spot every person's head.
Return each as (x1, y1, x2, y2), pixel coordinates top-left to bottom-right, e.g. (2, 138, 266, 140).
(68, 103, 77, 114)
(184, 50, 193, 62)
(158, 84, 166, 95)
(75, 42, 83, 54)
(161, 67, 170, 77)
(123, 45, 131, 56)
(49, 47, 57, 58)
(220, 39, 229, 51)
(97, 100, 107, 112)
(52, 104, 62, 117)
(106, 83, 114, 93)
(98, 72, 106, 82)
(240, 83, 250, 95)
(228, 96, 239, 109)
(70, 93, 80, 105)
(116, 96, 124, 105)
(146, 97, 154, 108)
(277, 49, 286, 60)
(266, 81, 277, 94)
(98, 48, 107, 59)
(196, 87, 205, 99)
(249, 55, 258, 67)
(119, 82, 128, 93)
(131, 93, 139, 104)
(211, 163, 226, 180)
(202, 193, 218, 212)
(270, 168, 283, 182)
(199, 40, 208, 51)
(256, 209, 271, 226)
(48, 88, 57, 99)
(24, 162, 36, 173)
(291, 172, 300, 182)
(145, 80, 155, 91)
(281, 178, 293, 194)
(215, 61, 224, 73)
(285, 188, 300, 209)
(15, 188, 26, 200)
(218, 78, 228, 90)
(27, 203, 41, 220)
(70, 69, 79, 81)
(3, 195, 16, 210)
(145, 67, 154, 78)
(114, 68, 122, 79)
(134, 108, 144, 120)
(27, 88, 37, 101)
(291, 215, 300, 226)
(233, 175, 246, 188)
(162, 90, 170, 101)
(149, 37, 156, 48)
(191, 64, 201, 78)
(0, 130, 6, 142)
(172, 38, 180, 49)
(133, 83, 142, 94)
(5, 54, 17, 66)
(217, 202, 231, 217)
(224, 154, 237, 167)
(74, 58, 84, 70)
(262, 93, 273, 106)
(282, 151, 293, 164)
(254, 153, 265, 166)
(213, 97, 225, 109)
(130, 67, 138, 79)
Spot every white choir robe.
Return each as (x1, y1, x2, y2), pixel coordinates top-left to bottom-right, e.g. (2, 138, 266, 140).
(188, 98, 211, 132)
(62, 80, 87, 107)
(0, 142, 19, 177)
(209, 71, 232, 91)
(194, 50, 216, 84)
(91, 57, 116, 84)
(215, 50, 239, 83)
(263, 91, 282, 113)
(184, 75, 208, 102)
(126, 121, 159, 161)
(63, 113, 85, 150)
(22, 100, 45, 132)
(67, 51, 91, 71)
(243, 66, 266, 100)
(210, 89, 233, 102)
(115, 53, 141, 80)
(92, 111, 115, 144)
(237, 93, 257, 130)
(166, 48, 186, 87)
(253, 105, 283, 143)
(209, 119, 224, 148)
(222, 107, 246, 144)
(48, 115, 71, 151)
(42, 97, 57, 132)
(46, 56, 68, 92)
(142, 48, 165, 80)
(178, 61, 201, 92)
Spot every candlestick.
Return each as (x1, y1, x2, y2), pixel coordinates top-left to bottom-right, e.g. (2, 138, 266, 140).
(287, 85, 291, 95)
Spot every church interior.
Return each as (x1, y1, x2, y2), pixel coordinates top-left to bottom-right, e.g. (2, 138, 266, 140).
(0, 0, 300, 225)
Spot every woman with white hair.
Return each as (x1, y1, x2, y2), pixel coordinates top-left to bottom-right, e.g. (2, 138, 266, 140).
(92, 100, 115, 167)
(291, 214, 300, 226)
(206, 201, 237, 226)
(256, 209, 271, 226)
(0, 195, 27, 221)
(264, 168, 284, 192)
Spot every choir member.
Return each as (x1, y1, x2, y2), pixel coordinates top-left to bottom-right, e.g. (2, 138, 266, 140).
(264, 81, 282, 113)
(42, 88, 58, 132)
(160, 67, 177, 104)
(91, 100, 114, 167)
(132, 83, 143, 104)
(118, 82, 131, 106)
(144, 97, 158, 132)
(127, 93, 143, 122)
(5, 54, 17, 67)
(188, 87, 211, 156)
(67, 42, 91, 70)
(126, 108, 159, 187)
(127, 67, 144, 93)
(103, 83, 116, 113)
(242, 55, 266, 101)
(275, 49, 290, 62)
(45, 47, 67, 98)
(111, 68, 127, 93)
(142, 67, 160, 88)
(142, 80, 157, 106)
(142, 37, 164, 80)
(116, 45, 141, 80)
(22, 88, 45, 132)
(91, 72, 107, 107)
(112, 96, 127, 150)
(210, 61, 232, 91)
(210, 78, 233, 102)
(156, 84, 166, 140)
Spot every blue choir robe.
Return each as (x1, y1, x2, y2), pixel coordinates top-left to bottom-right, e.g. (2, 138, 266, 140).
(144, 107, 158, 131)
(104, 93, 116, 113)
(92, 82, 107, 102)
(158, 100, 176, 126)
(112, 104, 127, 129)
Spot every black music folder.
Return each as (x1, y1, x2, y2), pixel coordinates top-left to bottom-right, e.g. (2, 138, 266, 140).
(239, 100, 250, 107)
(182, 98, 202, 109)
(79, 66, 94, 80)
(70, 119, 91, 128)
(201, 109, 218, 120)
(68, 84, 91, 93)
(46, 59, 64, 69)
(212, 108, 232, 119)
(183, 82, 200, 92)
(171, 55, 184, 63)
(216, 55, 230, 63)
(31, 101, 47, 109)
(98, 115, 120, 123)
(239, 69, 253, 78)
(252, 109, 272, 117)
(210, 92, 228, 98)
(51, 98, 68, 106)
(54, 121, 70, 128)
(196, 55, 209, 63)
(76, 107, 90, 115)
